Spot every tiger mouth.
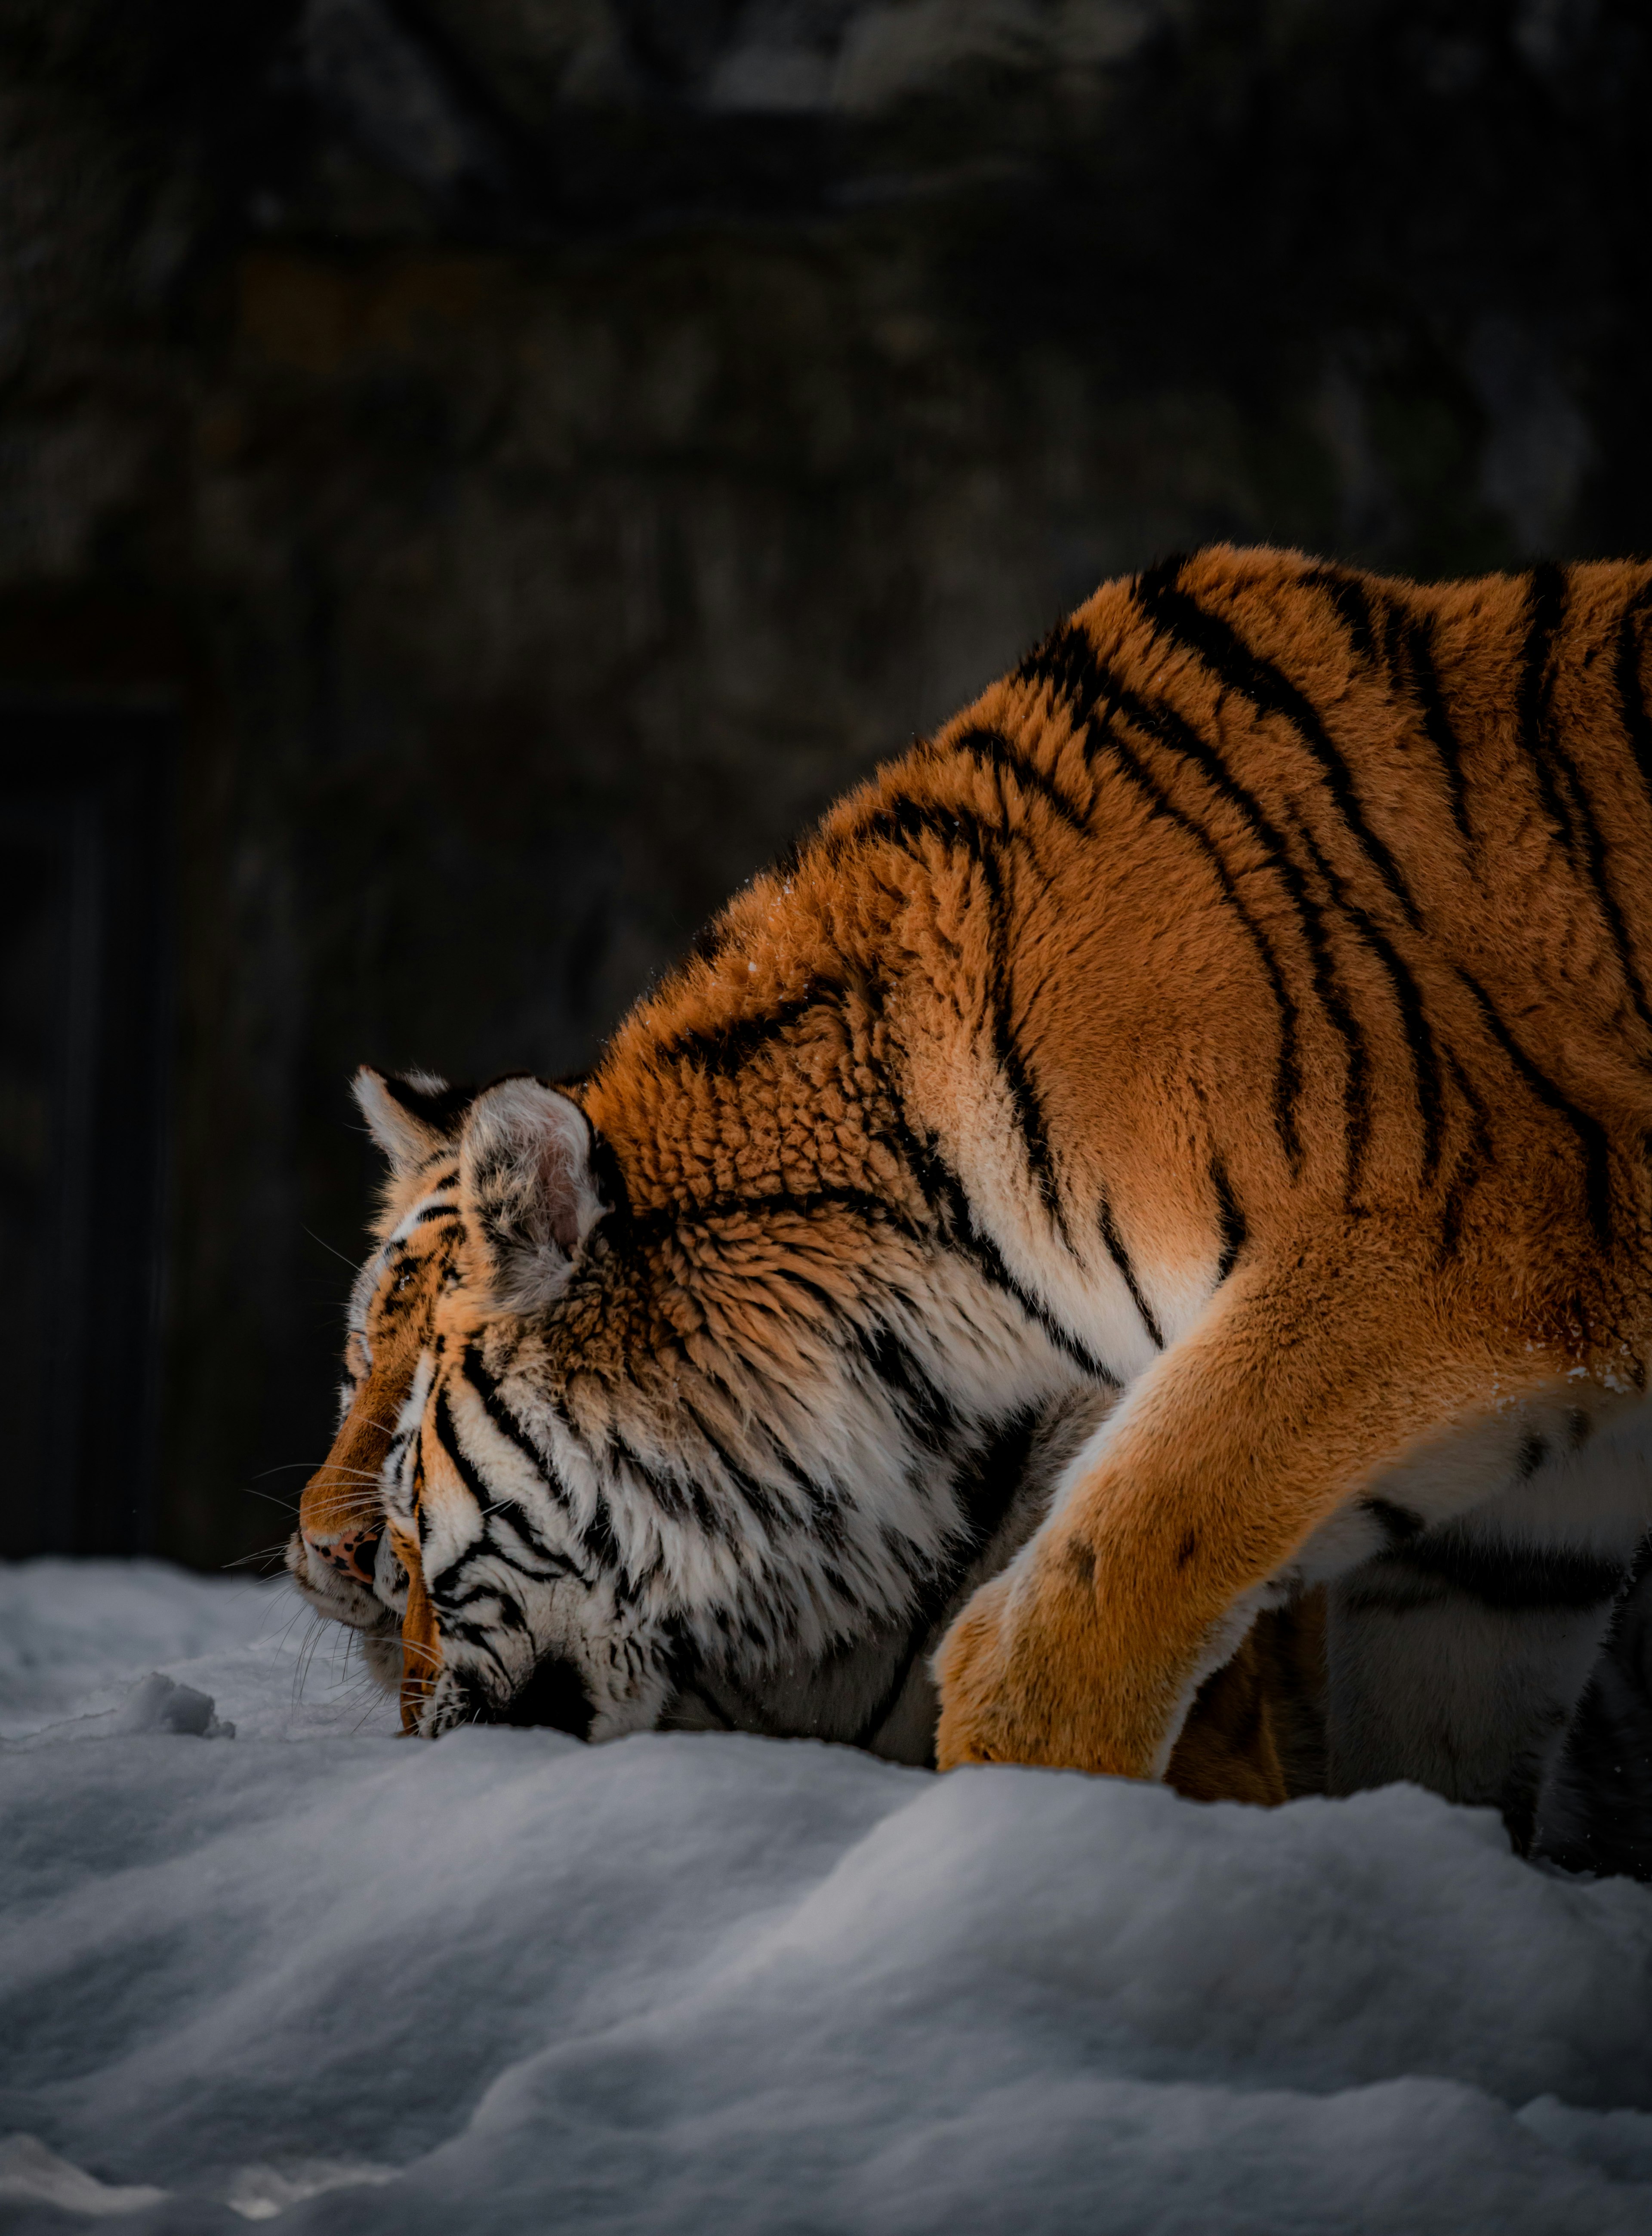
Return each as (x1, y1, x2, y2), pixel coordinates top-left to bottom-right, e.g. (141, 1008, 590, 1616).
(285, 1527, 397, 1635)
(416, 1654, 596, 1742)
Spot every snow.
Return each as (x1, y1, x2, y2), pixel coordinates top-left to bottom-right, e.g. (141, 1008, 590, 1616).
(3, 1561, 1652, 2232)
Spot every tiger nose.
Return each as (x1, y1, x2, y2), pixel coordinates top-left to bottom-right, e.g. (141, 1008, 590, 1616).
(303, 1525, 384, 1589)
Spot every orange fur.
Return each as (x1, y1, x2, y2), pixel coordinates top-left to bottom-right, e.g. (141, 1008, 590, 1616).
(298, 1163, 462, 1728)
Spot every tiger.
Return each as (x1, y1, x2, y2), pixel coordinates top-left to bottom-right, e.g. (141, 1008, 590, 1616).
(290, 544, 1652, 1850)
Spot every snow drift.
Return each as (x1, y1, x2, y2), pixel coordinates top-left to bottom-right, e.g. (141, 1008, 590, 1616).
(2, 1559, 1652, 2233)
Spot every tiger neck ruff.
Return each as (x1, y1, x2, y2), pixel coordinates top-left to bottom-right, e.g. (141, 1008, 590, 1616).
(292, 545, 1652, 1834)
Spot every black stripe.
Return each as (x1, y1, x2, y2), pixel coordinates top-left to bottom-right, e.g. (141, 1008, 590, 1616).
(1101, 681, 1371, 1198)
(1546, 739, 1652, 1040)
(1362, 1496, 1425, 1546)
(1016, 616, 1102, 700)
(703, 1376, 847, 1549)
(482, 1507, 583, 1583)
(608, 1416, 732, 1543)
(1404, 616, 1473, 846)
(1435, 1152, 1479, 1266)
(1352, 926, 1442, 1180)
(432, 1606, 525, 1660)
(852, 1321, 958, 1449)
(850, 792, 995, 863)
(405, 1521, 472, 1627)
(1210, 1155, 1246, 1283)
(1026, 621, 1373, 1189)
(1435, 1053, 1493, 1266)
(948, 724, 1091, 833)
(851, 1030, 1121, 1383)
(1097, 1195, 1164, 1348)
(852, 793, 1073, 1248)
(1517, 564, 1578, 853)
(1304, 564, 1378, 665)
(1390, 1528, 1626, 1613)
(1516, 570, 1652, 1037)
(426, 1392, 569, 1601)
(1458, 971, 1612, 1245)
(1289, 812, 1446, 1185)
(579, 1494, 622, 1576)
(1105, 722, 1305, 1173)
(674, 1398, 784, 1532)
(430, 1385, 493, 1513)
(951, 1404, 1041, 1547)
(379, 1075, 476, 1137)
(460, 1345, 558, 1488)
(886, 1111, 1120, 1386)
(641, 976, 1116, 1393)
(1021, 621, 1306, 1170)
(1612, 581, 1652, 805)
(1134, 557, 1424, 930)
(429, 1386, 549, 1564)
(987, 890, 1071, 1247)
(653, 989, 838, 1078)
(605, 1427, 690, 1530)
(627, 1185, 908, 1248)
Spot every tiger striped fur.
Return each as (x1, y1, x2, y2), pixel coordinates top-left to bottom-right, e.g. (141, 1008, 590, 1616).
(292, 545, 1652, 1844)
(290, 1167, 1314, 1802)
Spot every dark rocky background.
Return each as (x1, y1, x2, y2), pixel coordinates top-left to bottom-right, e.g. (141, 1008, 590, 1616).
(2, 0, 1649, 1568)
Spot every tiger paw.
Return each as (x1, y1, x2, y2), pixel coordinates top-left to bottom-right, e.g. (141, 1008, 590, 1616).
(932, 1571, 1025, 1769)
(934, 1549, 1159, 1779)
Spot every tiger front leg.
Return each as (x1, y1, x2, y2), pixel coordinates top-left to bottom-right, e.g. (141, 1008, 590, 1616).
(934, 1228, 1556, 1781)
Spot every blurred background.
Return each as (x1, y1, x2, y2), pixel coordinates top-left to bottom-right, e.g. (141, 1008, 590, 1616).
(1, 0, 1647, 1572)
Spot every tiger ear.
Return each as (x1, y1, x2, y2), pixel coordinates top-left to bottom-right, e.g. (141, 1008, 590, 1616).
(458, 1077, 608, 1312)
(353, 1067, 470, 1175)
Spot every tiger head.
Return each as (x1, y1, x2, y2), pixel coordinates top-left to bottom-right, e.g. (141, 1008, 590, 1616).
(290, 1066, 1073, 1745)
(286, 1072, 479, 1706)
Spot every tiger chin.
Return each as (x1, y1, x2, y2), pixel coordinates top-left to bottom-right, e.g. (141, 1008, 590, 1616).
(293, 545, 1652, 1847)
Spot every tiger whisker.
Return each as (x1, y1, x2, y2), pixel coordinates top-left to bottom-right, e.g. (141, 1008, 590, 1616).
(304, 1224, 366, 1272)
(239, 1489, 304, 1516)
(223, 1544, 301, 1569)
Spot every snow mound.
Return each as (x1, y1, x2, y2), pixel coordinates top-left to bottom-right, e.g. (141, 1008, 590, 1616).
(2, 1559, 1652, 2232)
(0, 1560, 394, 1745)
(9, 1672, 237, 1751)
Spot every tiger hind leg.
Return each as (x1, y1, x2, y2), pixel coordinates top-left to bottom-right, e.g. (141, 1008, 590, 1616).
(1323, 1417, 1652, 1848)
(1163, 1594, 1329, 1806)
(1533, 1539, 1652, 1876)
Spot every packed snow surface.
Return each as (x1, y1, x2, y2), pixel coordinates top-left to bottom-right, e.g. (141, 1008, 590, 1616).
(3, 1561, 1652, 2232)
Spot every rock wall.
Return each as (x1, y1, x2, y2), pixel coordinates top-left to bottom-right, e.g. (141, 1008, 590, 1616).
(2, 0, 1649, 1564)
